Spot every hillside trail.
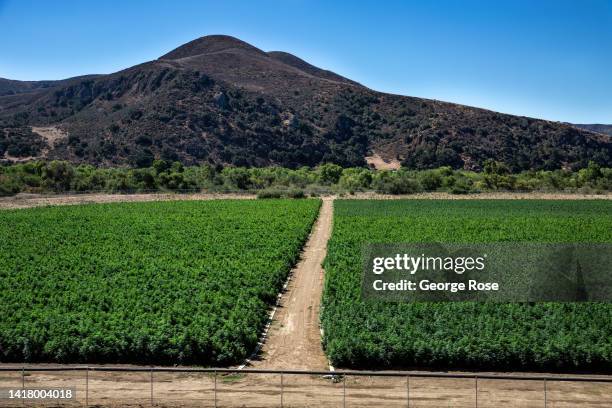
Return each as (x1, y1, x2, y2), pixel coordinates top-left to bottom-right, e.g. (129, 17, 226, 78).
(248, 197, 333, 370)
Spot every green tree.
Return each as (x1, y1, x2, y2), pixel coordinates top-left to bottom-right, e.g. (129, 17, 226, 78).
(42, 161, 75, 192)
(317, 163, 343, 185)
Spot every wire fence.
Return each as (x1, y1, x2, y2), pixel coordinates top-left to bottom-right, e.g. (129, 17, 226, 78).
(1, 366, 611, 407)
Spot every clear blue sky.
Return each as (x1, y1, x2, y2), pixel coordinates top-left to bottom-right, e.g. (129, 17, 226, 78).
(1, 0, 611, 123)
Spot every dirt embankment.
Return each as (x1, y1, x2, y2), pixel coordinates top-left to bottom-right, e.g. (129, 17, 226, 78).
(365, 153, 401, 170)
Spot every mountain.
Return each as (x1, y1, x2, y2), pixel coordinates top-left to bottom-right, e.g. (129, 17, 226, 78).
(1, 35, 610, 170)
(573, 124, 612, 137)
(0, 75, 101, 97)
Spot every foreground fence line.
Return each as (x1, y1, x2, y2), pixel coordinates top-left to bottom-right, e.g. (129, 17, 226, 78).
(2, 366, 611, 407)
(2, 366, 612, 382)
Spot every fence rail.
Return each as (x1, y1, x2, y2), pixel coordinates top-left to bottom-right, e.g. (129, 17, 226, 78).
(2, 366, 612, 382)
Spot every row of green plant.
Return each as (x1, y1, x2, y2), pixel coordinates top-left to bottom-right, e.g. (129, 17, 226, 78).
(321, 199, 612, 371)
(0, 160, 610, 197)
(0, 199, 321, 365)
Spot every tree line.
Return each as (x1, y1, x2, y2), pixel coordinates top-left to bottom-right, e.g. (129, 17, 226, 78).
(0, 160, 610, 197)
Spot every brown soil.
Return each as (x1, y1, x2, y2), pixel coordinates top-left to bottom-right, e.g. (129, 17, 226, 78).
(365, 153, 401, 170)
(31, 126, 68, 148)
(247, 198, 333, 370)
(0, 192, 256, 210)
(2, 191, 608, 211)
(3, 127, 68, 162)
(0, 366, 611, 407)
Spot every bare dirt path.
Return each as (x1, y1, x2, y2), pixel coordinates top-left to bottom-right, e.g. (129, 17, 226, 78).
(248, 198, 333, 370)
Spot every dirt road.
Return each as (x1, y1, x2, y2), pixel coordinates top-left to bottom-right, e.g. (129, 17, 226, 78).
(1, 366, 611, 407)
(0, 192, 256, 209)
(248, 198, 333, 370)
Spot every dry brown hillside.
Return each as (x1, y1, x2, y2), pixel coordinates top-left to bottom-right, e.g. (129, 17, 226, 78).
(1, 35, 609, 170)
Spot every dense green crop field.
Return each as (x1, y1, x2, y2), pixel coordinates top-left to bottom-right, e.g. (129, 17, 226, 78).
(0, 199, 320, 365)
(322, 199, 612, 371)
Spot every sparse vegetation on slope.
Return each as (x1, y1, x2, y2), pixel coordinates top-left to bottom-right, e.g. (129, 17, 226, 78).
(0, 35, 609, 170)
(573, 123, 612, 137)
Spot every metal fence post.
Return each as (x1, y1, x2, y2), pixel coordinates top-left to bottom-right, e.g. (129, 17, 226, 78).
(406, 375, 410, 408)
(85, 367, 89, 407)
(214, 370, 217, 408)
(280, 371, 284, 408)
(475, 376, 478, 408)
(544, 378, 547, 408)
(150, 368, 153, 406)
(21, 367, 25, 407)
(343, 375, 346, 408)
